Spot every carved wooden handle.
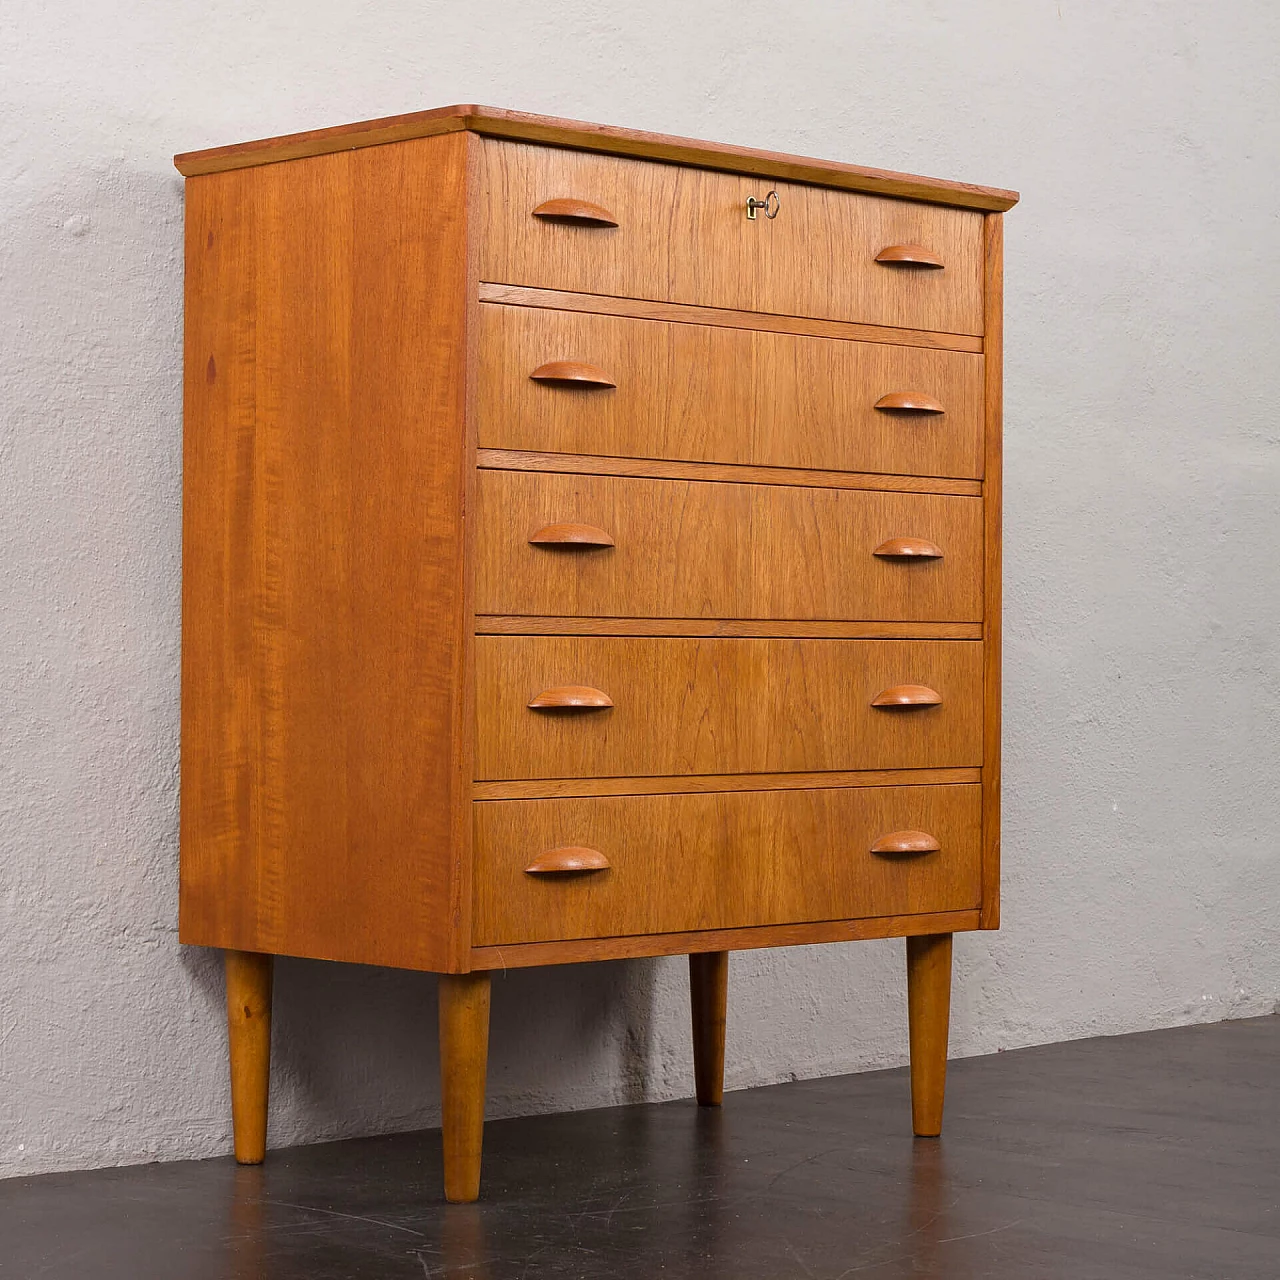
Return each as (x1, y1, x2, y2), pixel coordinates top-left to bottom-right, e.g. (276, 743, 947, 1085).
(528, 685, 614, 709)
(874, 537, 944, 560)
(529, 523, 615, 547)
(874, 392, 945, 414)
(532, 198, 619, 227)
(871, 684, 943, 707)
(530, 361, 616, 388)
(870, 830, 942, 857)
(525, 846, 611, 874)
(875, 244, 945, 268)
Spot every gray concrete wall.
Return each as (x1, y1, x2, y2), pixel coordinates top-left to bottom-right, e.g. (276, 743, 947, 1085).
(3, 2, 1278, 1177)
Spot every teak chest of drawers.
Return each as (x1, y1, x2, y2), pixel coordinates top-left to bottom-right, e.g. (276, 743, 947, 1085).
(175, 105, 1017, 1202)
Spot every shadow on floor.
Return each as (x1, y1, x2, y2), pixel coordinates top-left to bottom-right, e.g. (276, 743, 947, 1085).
(2, 1015, 1277, 1279)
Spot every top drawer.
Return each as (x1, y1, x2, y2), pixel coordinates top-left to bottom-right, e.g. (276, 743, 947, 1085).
(478, 140, 985, 337)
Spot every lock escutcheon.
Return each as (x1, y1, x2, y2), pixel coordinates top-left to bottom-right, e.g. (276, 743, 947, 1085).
(746, 189, 780, 220)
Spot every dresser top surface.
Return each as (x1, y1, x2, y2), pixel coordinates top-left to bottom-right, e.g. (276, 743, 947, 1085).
(173, 103, 1019, 212)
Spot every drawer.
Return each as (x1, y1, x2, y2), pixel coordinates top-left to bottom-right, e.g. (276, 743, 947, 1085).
(477, 303, 984, 479)
(474, 470, 983, 622)
(473, 783, 982, 944)
(478, 141, 985, 336)
(475, 637, 982, 780)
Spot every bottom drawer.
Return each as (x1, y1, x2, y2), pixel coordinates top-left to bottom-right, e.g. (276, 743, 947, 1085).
(473, 784, 981, 945)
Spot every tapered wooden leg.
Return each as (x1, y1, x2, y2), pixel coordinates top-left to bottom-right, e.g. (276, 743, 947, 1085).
(690, 951, 729, 1106)
(438, 972, 491, 1203)
(906, 933, 953, 1137)
(225, 950, 273, 1164)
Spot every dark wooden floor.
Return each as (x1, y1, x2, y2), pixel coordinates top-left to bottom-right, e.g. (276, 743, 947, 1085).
(2, 1015, 1277, 1278)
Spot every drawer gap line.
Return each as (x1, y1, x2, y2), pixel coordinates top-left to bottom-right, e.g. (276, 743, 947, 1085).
(473, 768, 982, 800)
(476, 449, 984, 496)
(478, 284, 985, 353)
(475, 618, 984, 640)
(468, 910, 984, 970)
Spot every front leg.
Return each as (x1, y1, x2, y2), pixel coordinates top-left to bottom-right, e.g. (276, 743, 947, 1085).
(438, 972, 492, 1203)
(689, 951, 729, 1106)
(225, 950, 273, 1164)
(905, 933, 953, 1136)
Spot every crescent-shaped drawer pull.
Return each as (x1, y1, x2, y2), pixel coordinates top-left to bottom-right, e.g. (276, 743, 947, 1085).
(874, 244, 945, 268)
(870, 830, 942, 857)
(529, 361, 617, 388)
(525, 846, 611, 874)
(532, 198, 619, 227)
(874, 392, 945, 414)
(873, 537, 944, 560)
(528, 685, 614, 710)
(871, 684, 943, 708)
(529, 523, 615, 547)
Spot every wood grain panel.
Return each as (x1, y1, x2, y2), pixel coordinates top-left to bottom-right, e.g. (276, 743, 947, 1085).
(473, 784, 982, 944)
(479, 141, 986, 335)
(474, 470, 983, 622)
(476, 303, 984, 478)
(477, 284, 985, 353)
(468, 909, 981, 969)
(475, 637, 983, 779)
(179, 132, 472, 971)
(174, 105, 1021, 214)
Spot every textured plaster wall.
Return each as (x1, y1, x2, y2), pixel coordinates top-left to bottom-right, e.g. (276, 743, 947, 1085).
(3, 1, 1279, 1178)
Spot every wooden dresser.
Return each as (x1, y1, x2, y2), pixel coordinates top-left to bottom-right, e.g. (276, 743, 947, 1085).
(174, 106, 1017, 1202)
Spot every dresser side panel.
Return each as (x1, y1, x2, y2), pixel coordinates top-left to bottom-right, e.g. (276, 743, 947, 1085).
(179, 132, 472, 970)
(980, 213, 1004, 929)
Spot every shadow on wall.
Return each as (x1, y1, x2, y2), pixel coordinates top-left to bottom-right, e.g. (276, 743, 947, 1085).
(0, 154, 667, 1165)
(0, 157, 664, 1162)
(192, 951, 664, 1148)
